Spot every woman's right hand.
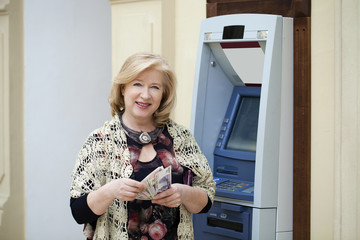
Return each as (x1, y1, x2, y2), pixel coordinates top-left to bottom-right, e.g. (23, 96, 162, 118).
(87, 178, 146, 215)
(107, 178, 146, 201)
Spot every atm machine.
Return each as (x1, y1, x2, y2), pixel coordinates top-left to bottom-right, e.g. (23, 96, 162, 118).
(191, 14, 293, 240)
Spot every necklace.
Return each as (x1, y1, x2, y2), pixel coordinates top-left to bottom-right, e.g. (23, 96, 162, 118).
(119, 112, 163, 145)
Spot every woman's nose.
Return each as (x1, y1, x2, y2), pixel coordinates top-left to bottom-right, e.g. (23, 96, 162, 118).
(140, 88, 150, 99)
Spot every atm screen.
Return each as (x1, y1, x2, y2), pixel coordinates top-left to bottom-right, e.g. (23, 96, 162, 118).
(214, 86, 261, 162)
(226, 96, 260, 152)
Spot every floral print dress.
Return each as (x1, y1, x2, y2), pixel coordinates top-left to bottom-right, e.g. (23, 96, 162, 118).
(126, 127, 192, 240)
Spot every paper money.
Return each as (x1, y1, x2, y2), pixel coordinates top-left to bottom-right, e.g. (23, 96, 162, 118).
(136, 165, 172, 200)
(155, 165, 171, 194)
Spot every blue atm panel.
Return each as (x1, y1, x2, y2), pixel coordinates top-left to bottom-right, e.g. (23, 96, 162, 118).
(213, 86, 260, 202)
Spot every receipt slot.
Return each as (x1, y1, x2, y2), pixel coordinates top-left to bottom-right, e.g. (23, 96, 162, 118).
(190, 14, 293, 240)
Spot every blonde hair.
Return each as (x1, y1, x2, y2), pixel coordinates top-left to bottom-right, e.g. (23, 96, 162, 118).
(109, 52, 177, 127)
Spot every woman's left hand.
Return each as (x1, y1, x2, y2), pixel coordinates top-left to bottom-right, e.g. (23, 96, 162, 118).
(151, 183, 208, 213)
(151, 183, 184, 208)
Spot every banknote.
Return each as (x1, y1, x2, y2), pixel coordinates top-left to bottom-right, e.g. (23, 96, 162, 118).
(135, 165, 172, 200)
(155, 165, 171, 194)
(143, 166, 162, 197)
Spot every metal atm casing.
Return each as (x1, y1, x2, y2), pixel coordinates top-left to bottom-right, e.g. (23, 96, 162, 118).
(190, 14, 293, 240)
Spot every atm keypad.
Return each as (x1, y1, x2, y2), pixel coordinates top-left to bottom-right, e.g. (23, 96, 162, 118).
(216, 180, 249, 192)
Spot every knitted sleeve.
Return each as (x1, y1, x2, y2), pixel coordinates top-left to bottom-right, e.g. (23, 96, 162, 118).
(70, 129, 108, 198)
(168, 121, 216, 201)
(70, 117, 133, 240)
(167, 120, 216, 240)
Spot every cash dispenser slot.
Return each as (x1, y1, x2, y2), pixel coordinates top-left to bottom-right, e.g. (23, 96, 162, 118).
(195, 201, 252, 240)
(216, 166, 238, 175)
(207, 217, 243, 232)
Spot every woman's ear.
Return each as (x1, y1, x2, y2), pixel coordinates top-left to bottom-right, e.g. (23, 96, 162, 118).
(121, 85, 125, 95)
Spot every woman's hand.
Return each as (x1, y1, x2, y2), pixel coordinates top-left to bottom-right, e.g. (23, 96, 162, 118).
(151, 183, 184, 208)
(151, 184, 208, 213)
(108, 178, 146, 202)
(87, 178, 146, 215)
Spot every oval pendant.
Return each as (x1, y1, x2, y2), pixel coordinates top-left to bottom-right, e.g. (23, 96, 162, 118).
(139, 132, 151, 144)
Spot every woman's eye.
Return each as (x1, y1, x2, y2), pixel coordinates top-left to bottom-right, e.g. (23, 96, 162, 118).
(151, 85, 160, 90)
(133, 82, 142, 87)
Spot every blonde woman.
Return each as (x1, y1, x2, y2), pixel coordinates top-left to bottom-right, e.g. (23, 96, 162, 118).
(70, 53, 215, 240)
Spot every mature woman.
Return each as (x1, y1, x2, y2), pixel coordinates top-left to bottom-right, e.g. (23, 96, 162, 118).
(70, 53, 215, 240)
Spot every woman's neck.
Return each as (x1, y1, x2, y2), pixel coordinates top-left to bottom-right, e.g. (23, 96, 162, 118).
(121, 112, 155, 132)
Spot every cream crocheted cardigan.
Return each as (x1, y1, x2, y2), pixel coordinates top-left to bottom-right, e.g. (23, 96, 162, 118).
(70, 114, 215, 240)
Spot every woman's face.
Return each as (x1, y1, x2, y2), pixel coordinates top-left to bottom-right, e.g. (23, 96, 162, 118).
(121, 69, 164, 126)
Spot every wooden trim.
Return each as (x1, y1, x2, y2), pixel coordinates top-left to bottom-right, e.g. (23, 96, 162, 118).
(293, 17, 311, 240)
(206, 0, 310, 18)
(206, 3, 218, 18)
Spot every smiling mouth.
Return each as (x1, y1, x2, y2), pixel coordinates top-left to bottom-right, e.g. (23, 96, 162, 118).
(136, 101, 151, 108)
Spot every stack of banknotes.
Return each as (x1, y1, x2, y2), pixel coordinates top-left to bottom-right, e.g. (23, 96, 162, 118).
(136, 165, 172, 200)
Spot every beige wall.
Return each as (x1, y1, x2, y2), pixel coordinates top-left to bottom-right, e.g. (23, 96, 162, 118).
(172, 0, 206, 126)
(0, 0, 10, 227)
(0, 0, 25, 239)
(312, 0, 360, 239)
(311, 0, 336, 238)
